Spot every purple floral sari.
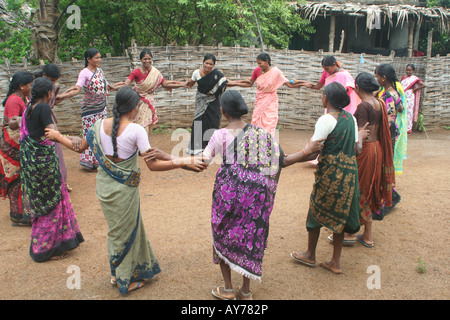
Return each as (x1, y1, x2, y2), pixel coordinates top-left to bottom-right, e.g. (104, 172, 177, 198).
(19, 108, 84, 262)
(209, 124, 283, 281)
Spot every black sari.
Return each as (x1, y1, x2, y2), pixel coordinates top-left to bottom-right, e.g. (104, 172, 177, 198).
(187, 69, 227, 154)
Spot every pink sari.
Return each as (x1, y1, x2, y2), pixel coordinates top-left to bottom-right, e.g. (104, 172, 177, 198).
(325, 69, 359, 115)
(252, 67, 288, 136)
(401, 75, 422, 133)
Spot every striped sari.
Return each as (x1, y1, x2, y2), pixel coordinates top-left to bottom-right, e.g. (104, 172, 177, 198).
(86, 120, 161, 295)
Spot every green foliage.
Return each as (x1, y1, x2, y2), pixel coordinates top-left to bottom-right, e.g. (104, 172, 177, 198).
(416, 256, 427, 274)
(2, 0, 314, 62)
(0, 20, 32, 64)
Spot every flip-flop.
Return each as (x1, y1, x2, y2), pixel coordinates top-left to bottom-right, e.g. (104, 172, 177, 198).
(290, 252, 316, 267)
(327, 235, 356, 245)
(127, 281, 144, 293)
(211, 286, 236, 300)
(237, 287, 253, 300)
(356, 234, 374, 248)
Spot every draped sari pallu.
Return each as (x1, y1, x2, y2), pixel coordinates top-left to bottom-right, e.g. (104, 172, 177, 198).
(0, 124, 25, 223)
(132, 67, 165, 127)
(188, 69, 227, 154)
(80, 68, 108, 170)
(401, 75, 422, 133)
(252, 67, 288, 136)
(356, 99, 395, 222)
(379, 83, 407, 175)
(86, 120, 161, 295)
(211, 124, 282, 281)
(19, 112, 83, 262)
(307, 111, 360, 234)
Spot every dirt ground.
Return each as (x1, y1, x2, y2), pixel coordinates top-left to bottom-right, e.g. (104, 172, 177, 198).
(0, 128, 449, 302)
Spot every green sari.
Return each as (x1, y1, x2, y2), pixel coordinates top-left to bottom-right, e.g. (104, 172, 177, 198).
(307, 111, 361, 234)
(86, 120, 160, 295)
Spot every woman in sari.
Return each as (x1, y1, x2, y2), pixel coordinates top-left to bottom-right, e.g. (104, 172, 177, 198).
(20, 77, 84, 261)
(228, 52, 306, 137)
(180, 90, 323, 299)
(375, 64, 407, 217)
(184, 53, 228, 154)
(290, 82, 368, 274)
(401, 64, 426, 133)
(306, 55, 359, 115)
(58, 48, 117, 171)
(1, 71, 34, 226)
(116, 49, 185, 137)
(352, 72, 395, 247)
(34, 63, 72, 191)
(46, 86, 206, 295)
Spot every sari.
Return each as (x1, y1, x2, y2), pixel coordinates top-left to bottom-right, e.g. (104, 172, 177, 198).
(209, 124, 283, 281)
(356, 99, 395, 223)
(306, 110, 361, 234)
(131, 67, 165, 130)
(252, 67, 288, 136)
(80, 68, 108, 170)
(378, 83, 407, 175)
(86, 120, 161, 295)
(1, 95, 28, 224)
(324, 70, 359, 115)
(19, 108, 83, 262)
(49, 85, 68, 183)
(0, 124, 27, 224)
(401, 75, 422, 133)
(187, 69, 227, 154)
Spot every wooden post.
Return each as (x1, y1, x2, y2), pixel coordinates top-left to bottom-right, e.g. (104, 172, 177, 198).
(407, 18, 415, 57)
(338, 30, 345, 53)
(329, 15, 336, 53)
(427, 30, 433, 57)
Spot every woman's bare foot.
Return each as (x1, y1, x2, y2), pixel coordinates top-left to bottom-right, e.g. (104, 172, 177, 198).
(320, 261, 342, 274)
(50, 252, 68, 261)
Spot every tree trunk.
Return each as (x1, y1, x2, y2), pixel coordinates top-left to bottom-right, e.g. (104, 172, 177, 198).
(31, 0, 61, 62)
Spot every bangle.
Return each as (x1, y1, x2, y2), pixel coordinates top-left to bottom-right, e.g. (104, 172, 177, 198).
(301, 149, 307, 157)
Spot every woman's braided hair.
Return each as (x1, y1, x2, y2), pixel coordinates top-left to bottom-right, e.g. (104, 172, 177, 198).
(375, 63, 400, 94)
(111, 86, 141, 159)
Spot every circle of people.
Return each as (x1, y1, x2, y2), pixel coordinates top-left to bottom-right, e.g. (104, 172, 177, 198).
(0, 48, 426, 299)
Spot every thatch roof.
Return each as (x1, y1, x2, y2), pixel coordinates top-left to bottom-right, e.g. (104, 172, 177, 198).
(296, 2, 450, 33)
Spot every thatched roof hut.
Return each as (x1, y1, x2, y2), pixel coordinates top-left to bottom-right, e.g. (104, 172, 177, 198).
(294, 1, 450, 56)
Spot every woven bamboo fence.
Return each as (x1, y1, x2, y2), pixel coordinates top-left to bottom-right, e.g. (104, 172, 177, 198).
(1, 45, 448, 133)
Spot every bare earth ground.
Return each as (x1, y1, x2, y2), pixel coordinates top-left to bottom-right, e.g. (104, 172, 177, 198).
(0, 128, 449, 303)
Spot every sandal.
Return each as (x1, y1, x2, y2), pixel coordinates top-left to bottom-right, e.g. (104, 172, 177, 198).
(66, 184, 73, 192)
(237, 287, 253, 300)
(127, 281, 145, 293)
(211, 286, 236, 300)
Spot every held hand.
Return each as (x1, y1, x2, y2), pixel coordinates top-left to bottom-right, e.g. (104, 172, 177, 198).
(185, 156, 208, 172)
(143, 147, 172, 162)
(358, 122, 370, 142)
(67, 136, 82, 151)
(44, 128, 61, 142)
(305, 138, 326, 154)
(8, 116, 20, 130)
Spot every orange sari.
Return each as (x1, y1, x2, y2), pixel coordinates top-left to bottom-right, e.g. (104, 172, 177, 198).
(356, 98, 395, 223)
